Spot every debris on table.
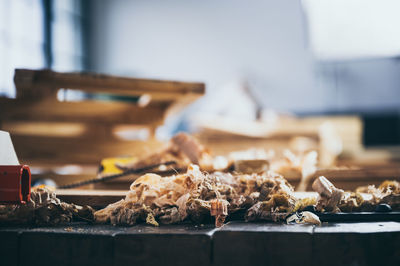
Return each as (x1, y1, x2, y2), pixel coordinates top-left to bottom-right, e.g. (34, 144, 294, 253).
(0, 185, 94, 225)
(312, 176, 344, 212)
(95, 164, 299, 227)
(286, 211, 321, 225)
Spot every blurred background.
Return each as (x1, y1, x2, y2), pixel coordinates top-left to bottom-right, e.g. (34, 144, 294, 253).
(1, 0, 400, 189)
(1, 0, 400, 144)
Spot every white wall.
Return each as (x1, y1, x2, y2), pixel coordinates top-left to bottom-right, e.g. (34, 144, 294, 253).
(88, 0, 400, 113)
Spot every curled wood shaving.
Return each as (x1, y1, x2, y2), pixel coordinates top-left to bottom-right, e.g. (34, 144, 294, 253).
(95, 165, 297, 227)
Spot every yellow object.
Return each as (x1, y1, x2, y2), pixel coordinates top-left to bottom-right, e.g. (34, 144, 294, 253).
(98, 157, 136, 176)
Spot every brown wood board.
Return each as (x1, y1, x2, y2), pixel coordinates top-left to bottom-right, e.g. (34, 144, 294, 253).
(14, 69, 205, 101)
(56, 189, 126, 207)
(0, 97, 167, 125)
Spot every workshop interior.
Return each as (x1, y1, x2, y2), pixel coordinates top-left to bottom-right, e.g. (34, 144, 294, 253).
(1, 1, 400, 266)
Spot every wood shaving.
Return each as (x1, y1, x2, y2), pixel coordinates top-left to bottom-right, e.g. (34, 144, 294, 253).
(0, 186, 94, 225)
(95, 165, 297, 227)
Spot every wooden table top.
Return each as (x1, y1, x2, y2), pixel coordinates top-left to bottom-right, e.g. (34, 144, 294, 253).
(1, 221, 399, 266)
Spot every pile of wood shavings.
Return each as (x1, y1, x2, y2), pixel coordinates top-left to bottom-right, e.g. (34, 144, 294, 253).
(94, 164, 305, 227)
(0, 186, 94, 225)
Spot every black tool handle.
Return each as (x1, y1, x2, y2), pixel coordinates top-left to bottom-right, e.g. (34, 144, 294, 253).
(58, 161, 177, 189)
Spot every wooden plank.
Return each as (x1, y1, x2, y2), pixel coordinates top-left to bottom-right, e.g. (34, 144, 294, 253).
(196, 115, 363, 159)
(0, 70, 205, 173)
(315, 167, 400, 181)
(92, 181, 134, 191)
(196, 115, 361, 138)
(0, 98, 167, 125)
(340, 147, 400, 162)
(196, 136, 313, 156)
(2, 121, 160, 140)
(56, 189, 126, 207)
(54, 190, 319, 208)
(14, 69, 205, 101)
(12, 135, 162, 165)
(303, 166, 400, 190)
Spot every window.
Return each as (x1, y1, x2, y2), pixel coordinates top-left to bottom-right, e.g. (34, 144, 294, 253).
(303, 0, 400, 60)
(0, 0, 85, 97)
(51, 0, 86, 71)
(0, 0, 45, 97)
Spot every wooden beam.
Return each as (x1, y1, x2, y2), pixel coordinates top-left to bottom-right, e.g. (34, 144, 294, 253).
(56, 189, 126, 207)
(14, 69, 205, 101)
(0, 98, 167, 125)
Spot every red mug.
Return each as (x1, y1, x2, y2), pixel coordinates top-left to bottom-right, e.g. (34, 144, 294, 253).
(0, 165, 31, 204)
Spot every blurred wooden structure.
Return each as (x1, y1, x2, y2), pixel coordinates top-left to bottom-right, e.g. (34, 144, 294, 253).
(195, 115, 363, 157)
(90, 113, 400, 191)
(1, 69, 398, 191)
(89, 163, 400, 192)
(194, 114, 400, 191)
(0, 69, 205, 187)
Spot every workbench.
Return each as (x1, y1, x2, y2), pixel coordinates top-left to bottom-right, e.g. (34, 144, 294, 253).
(1, 221, 399, 266)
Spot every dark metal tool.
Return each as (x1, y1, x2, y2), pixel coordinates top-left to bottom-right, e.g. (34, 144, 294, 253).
(58, 161, 177, 189)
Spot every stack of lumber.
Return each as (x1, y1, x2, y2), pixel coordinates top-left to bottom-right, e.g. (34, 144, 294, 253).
(0, 69, 204, 187)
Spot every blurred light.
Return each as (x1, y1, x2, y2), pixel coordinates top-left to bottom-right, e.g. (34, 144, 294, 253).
(303, 0, 400, 60)
(113, 126, 150, 141)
